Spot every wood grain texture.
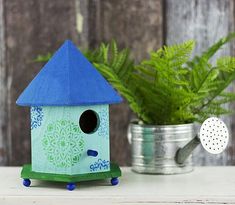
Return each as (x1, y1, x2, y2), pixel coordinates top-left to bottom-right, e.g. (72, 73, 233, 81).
(165, 0, 234, 165)
(79, 0, 163, 165)
(229, 1, 235, 166)
(75, 0, 89, 49)
(0, 0, 8, 165)
(88, 0, 163, 62)
(4, 0, 78, 165)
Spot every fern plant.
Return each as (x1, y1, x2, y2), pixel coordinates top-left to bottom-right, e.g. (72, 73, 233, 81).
(35, 34, 235, 125)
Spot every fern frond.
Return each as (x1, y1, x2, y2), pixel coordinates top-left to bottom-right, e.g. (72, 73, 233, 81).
(201, 32, 235, 60)
(217, 57, 235, 72)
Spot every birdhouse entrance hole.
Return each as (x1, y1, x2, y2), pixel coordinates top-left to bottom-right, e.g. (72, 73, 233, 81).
(79, 110, 99, 134)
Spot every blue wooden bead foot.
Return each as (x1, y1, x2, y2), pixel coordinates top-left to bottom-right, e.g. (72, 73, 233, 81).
(111, 177, 119, 186)
(67, 183, 76, 191)
(23, 179, 31, 187)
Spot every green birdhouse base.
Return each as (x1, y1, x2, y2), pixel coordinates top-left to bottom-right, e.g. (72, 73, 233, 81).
(21, 163, 121, 191)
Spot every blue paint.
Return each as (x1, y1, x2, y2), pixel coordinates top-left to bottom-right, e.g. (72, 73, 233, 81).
(23, 179, 31, 187)
(111, 177, 119, 186)
(66, 183, 76, 191)
(98, 108, 109, 138)
(87, 149, 98, 157)
(16, 40, 122, 106)
(90, 159, 110, 172)
(31, 107, 44, 130)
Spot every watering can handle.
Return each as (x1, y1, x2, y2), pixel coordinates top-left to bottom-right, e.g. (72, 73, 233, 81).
(175, 135, 200, 164)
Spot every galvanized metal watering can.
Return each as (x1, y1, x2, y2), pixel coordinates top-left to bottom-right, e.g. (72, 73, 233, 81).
(128, 117, 229, 174)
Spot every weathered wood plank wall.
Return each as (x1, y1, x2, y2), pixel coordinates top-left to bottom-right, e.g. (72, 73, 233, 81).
(0, 0, 7, 165)
(2, 0, 78, 165)
(0, 0, 234, 166)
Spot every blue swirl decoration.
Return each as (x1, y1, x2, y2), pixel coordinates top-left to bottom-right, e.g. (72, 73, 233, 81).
(90, 158, 110, 172)
(98, 109, 109, 138)
(31, 107, 44, 130)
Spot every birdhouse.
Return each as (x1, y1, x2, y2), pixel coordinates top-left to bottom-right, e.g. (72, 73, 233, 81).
(16, 40, 122, 190)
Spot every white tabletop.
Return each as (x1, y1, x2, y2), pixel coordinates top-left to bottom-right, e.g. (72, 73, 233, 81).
(0, 166, 235, 205)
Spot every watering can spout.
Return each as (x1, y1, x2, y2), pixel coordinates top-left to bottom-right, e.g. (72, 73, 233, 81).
(175, 135, 200, 164)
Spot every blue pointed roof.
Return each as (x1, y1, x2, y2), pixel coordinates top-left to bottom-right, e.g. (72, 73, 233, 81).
(16, 40, 122, 106)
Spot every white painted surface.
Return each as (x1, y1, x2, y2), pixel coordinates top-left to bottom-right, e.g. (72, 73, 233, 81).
(0, 167, 235, 204)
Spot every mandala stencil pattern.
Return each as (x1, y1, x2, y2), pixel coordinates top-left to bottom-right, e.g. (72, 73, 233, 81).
(31, 107, 44, 130)
(42, 120, 84, 168)
(98, 109, 108, 138)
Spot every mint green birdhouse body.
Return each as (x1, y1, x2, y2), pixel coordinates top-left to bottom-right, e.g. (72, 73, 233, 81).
(31, 105, 110, 175)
